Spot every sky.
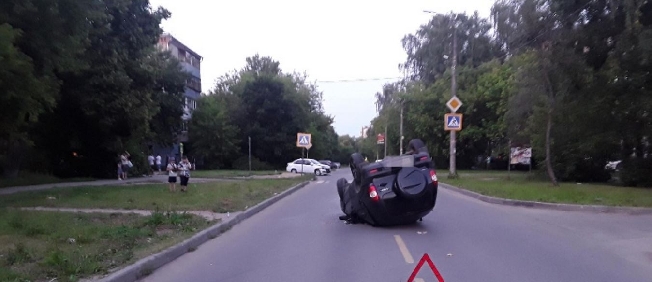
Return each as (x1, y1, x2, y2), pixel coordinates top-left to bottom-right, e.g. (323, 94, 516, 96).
(149, 0, 496, 137)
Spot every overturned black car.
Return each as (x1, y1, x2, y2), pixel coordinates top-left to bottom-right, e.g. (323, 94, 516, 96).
(336, 139, 439, 227)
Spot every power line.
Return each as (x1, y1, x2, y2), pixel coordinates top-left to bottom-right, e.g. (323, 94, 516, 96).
(316, 77, 403, 83)
(316, 3, 594, 85)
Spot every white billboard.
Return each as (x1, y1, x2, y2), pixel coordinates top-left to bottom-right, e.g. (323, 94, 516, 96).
(510, 147, 532, 165)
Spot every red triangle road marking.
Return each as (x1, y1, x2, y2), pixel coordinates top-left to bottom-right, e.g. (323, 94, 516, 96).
(407, 253, 444, 282)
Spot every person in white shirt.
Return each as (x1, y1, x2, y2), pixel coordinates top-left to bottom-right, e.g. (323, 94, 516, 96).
(178, 156, 193, 192)
(120, 152, 131, 180)
(147, 154, 155, 176)
(155, 155, 162, 172)
(166, 159, 179, 192)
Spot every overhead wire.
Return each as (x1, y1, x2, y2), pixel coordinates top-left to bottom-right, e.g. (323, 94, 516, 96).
(312, 2, 594, 84)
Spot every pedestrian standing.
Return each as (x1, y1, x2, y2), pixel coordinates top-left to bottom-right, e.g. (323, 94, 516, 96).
(147, 154, 155, 176)
(155, 154, 162, 172)
(166, 159, 178, 192)
(178, 156, 193, 192)
(120, 152, 131, 180)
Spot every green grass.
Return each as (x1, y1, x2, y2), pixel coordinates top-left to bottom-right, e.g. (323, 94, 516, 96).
(0, 209, 213, 282)
(191, 170, 281, 178)
(0, 177, 312, 213)
(444, 170, 652, 208)
(0, 172, 94, 189)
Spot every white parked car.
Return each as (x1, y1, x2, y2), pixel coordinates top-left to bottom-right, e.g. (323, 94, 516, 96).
(286, 158, 331, 175)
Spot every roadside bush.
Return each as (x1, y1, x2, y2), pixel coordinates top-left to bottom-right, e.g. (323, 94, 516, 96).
(619, 157, 652, 188)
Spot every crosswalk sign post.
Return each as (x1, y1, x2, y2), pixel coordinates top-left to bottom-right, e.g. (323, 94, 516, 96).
(444, 113, 463, 131)
(297, 133, 312, 174)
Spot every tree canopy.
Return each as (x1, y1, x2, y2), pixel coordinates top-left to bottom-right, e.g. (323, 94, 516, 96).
(188, 55, 341, 169)
(365, 0, 652, 187)
(0, 0, 188, 178)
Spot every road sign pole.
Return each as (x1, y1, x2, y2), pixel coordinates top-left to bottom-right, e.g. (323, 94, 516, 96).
(400, 101, 404, 155)
(248, 136, 251, 175)
(448, 20, 458, 179)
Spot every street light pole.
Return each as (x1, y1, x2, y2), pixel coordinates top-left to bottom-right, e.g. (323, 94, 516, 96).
(248, 136, 251, 174)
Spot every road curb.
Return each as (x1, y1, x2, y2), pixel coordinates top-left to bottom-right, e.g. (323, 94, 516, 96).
(440, 183, 652, 215)
(96, 180, 311, 282)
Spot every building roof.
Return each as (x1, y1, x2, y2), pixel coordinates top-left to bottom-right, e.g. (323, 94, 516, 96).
(162, 32, 203, 61)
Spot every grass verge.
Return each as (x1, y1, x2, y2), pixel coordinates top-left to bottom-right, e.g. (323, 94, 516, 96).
(0, 209, 213, 282)
(444, 170, 652, 208)
(0, 172, 94, 189)
(191, 170, 281, 178)
(0, 176, 312, 213)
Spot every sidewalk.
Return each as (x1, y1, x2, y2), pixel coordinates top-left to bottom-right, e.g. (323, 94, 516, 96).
(0, 175, 234, 196)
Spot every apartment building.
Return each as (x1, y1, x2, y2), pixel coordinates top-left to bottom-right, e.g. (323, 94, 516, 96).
(152, 33, 203, 160)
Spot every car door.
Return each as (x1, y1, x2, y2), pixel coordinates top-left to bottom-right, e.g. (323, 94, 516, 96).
(298, 159, 310, 173)
(293, 159, 307, 173)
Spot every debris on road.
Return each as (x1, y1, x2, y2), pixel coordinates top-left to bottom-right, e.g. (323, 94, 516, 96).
(417, 231, 428, 235)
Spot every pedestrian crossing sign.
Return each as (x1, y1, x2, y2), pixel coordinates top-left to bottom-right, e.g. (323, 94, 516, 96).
(444, 113, 463, 131)
(296, 132, 312, 149)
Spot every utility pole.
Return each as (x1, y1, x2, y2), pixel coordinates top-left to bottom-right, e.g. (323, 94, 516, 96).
(248, 136, 251, 174)
(384, 124, 388, 158)
(449, 16, 458, 179)
(399, 100, 404, 155)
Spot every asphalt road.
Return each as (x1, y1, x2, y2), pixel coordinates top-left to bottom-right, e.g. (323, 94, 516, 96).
(140, 169, 652, 282)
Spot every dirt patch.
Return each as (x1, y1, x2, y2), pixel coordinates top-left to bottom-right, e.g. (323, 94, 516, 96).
(156, 226, 175, 236)
(479, 177, 499, 181)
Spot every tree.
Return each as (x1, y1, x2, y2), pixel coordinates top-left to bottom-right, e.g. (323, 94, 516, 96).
(401, 12, 503, 85)
(189, 95, 240, 169)
(29, 0, 179, 178)
(193, 55, 340, 169)
(149, 51, 190, 145)
(0, 0, 96, 176)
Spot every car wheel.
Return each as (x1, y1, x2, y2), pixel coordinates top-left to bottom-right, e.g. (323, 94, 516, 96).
(315, 169, 322, 176)
(291, 169, 297, 173)
(407, 139, 426, 154)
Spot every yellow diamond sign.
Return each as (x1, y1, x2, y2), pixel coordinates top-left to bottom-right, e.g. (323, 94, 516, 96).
(446, 96, 462, 112)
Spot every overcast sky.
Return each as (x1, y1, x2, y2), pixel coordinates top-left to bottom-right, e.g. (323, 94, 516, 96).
(149, 0, 495, 137)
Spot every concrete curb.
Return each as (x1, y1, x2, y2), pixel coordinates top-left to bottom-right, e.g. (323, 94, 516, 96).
(96, 180, 311, 282)
(440, 183, 652, 215)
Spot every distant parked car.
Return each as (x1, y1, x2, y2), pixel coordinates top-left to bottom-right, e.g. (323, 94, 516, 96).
(319, 160, 337, 169)
(605, 160, 622, 171)
(308, 159, 332, 174)
(286, 158, 330, 175)
(332, 162, 341, 169)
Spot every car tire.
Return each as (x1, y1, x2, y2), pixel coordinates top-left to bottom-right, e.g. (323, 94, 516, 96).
(407, 139, 426, 154)
(315, 169, 322, 176)
(291, 169, 297, 173)
(393, 167, 428, 199)
(349, 153, 366, 185)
